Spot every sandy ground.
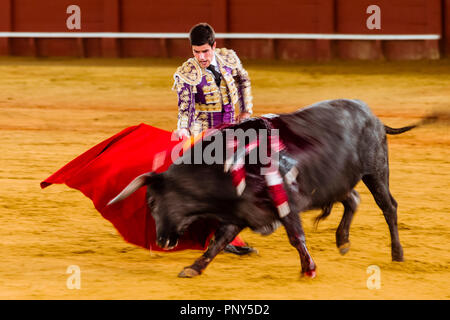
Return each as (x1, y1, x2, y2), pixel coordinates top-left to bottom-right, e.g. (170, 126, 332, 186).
(0, 57, 449, 300)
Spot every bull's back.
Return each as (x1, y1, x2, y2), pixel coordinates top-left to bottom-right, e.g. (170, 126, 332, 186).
(277, 99, 382, 207)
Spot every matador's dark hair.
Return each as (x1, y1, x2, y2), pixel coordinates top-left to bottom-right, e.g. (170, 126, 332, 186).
(189, 23, 216, 47)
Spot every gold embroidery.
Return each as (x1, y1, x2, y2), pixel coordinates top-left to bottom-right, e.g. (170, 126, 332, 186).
(205, 73, 214, 84)
(175, 81, 184, 91)
(202, 85, 217, 94)
(180, 90, 190, 102)
(231, 90, 239, 106)
(178, 113, 189, 129)
(201, 117, 209, 132)
(243, 86, 253, 112)
(239, 69, 253, 113)
(205, 91, 220, 104)
(195, 102, 222, 112)
(179, 86, 192, 113)
(215, 48, 240, 69)
(191, 122, 202, 137)
(191, 110, 209, 137)
(217, 65, 239, 109)
(220, 80, 230, 105)
(174, 58, 202, 86)
(180, 100, 189, 111)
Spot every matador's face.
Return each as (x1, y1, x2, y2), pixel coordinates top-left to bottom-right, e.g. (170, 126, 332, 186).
(192, 42, 216, 69)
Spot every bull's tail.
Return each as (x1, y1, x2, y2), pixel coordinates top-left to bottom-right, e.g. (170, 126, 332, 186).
(384, 111, 444, 135)
(313, 204, 333, 230)
(384, 124, 417, 135)
(107, 172, 153, 206)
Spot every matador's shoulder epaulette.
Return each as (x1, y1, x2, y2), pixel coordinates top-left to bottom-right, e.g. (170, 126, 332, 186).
(173, 58, 202, 86)
(215, 48, 241, 69)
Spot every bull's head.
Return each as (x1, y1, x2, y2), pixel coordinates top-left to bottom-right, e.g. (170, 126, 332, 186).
(146, 173, 182, 250)
(146, 171, 216, 251)
(148, 164, 243, 250)
(107, 171, 184, 250)
(108, 164, 241, 251)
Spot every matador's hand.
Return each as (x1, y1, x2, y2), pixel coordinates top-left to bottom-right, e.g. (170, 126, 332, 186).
(174, 128, 190, 140)
(237, 112, 251, 123)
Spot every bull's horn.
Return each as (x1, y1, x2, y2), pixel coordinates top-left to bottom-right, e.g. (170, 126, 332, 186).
(107, 172, 153, 206)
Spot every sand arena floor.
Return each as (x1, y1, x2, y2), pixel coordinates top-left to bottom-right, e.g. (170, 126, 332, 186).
(0, 57, 449, 299)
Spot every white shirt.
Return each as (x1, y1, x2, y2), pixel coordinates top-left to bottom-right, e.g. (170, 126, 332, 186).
(207, 55, 219, 74)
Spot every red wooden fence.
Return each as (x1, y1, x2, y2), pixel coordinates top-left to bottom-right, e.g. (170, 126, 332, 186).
(0, 0, 448, 60)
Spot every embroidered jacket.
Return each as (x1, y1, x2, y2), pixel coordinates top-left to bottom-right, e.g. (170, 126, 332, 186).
(173, 48, 253, 136)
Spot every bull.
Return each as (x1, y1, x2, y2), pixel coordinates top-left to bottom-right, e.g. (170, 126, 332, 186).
(108, 99, 431, 278)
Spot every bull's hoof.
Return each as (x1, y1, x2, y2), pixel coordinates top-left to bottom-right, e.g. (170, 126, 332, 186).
(392, 256, 404, 262)
(302, 269, 317, 279)
(178, 267, 200, 278)
(392, 248, 404, 262)
(338, 242, 351, 255)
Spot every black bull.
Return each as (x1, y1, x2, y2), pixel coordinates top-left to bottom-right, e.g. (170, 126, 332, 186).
(108, 99, 430, 278)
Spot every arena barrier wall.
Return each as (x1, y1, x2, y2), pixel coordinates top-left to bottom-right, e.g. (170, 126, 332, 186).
(0, 0, 448, 60)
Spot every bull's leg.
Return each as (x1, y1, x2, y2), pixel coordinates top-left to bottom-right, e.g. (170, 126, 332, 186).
(280, 211, 316, 278)
(362, 174, 404, 261)
(178, 224, 242, 278)
(336, 189, 360, 255)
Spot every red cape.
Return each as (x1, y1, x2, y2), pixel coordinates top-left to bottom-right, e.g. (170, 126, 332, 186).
(40, 123, 216, 252)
